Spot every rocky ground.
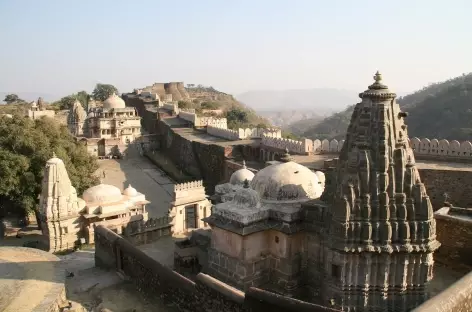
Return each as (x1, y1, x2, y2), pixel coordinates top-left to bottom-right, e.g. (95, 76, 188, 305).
(0, 226, 178, 312)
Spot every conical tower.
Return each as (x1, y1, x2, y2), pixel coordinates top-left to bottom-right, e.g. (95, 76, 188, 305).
(321, 72, 440, 311)
(39, 153, 82, 252)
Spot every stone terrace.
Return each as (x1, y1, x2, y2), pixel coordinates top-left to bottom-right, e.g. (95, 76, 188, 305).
(163, 116, 259, 147)
(97, 148, 174, 218)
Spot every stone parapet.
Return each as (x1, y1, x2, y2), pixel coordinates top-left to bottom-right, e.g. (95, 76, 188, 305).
(207, 126, 282, 141)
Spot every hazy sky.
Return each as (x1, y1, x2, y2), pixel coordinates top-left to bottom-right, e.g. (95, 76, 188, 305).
(1, 0, 471, 98)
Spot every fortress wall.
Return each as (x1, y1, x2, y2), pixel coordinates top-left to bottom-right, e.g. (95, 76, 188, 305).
(152, 83, 166, 98)
(207, 125, 239, 140)
(165, 82, 183, 101)
(177, 82, 190, 99)
(262, 134, 306, 155)
(197, 116, 227, 128)
(157, 120, 228, 194)
(179, 111, 197, 124)
(94, 225, 341, 312)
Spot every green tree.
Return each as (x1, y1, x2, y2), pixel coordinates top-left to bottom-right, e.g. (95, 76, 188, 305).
(54, 95, 77, 110)
(0, 116, 99, 219)
(76, 90, 90, 107)
(178, 100, 192, 109)
(92, 83, 118, 101)
(200, 101, 221, 110)
(3, 94, 23, 104)
(226, 108, 249, 129)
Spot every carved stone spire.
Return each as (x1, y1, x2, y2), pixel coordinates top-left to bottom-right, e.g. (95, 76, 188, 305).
(323, 72, 440, 310)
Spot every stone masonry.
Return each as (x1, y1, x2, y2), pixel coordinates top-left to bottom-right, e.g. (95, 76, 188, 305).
(307, 72, 441, 311)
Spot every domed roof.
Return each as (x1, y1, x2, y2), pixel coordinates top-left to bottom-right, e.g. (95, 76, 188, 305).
(229, 161, 255, 185)
(82, 184, 123, 205)
(103, 93, 125, 109)
(250, 161, 322, 202)
(123, 184, 138, 197)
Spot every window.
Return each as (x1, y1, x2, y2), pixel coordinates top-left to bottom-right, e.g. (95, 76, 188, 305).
(274, 236, 279, 243)
(62, 227, 68, 234)
(332, 264, 341, 279)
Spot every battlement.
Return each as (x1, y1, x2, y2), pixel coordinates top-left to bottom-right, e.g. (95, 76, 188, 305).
(178, 110, 228, 128)
(207, 125, 239, 140)
(174, 180, 204, 192)
(409, 137, 472, 159)
(206, 126, 282, 140)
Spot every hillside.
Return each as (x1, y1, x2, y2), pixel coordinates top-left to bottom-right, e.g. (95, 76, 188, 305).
(258, 110, 323, 129)
(0, 92, 57, 103)
(137, 83, 271, 130)
(294, 73, 472, 141)
(184, 86, 271, 129)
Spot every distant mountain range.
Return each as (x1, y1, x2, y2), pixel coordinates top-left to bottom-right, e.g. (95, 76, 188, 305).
(0, 92, 58, 103)
(236, 88, 361, 131)
(236, 88, 358, 114)
(289, 73, 472, 141)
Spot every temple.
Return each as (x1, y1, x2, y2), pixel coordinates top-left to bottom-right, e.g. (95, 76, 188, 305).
(68, 93, 142, 157)
(187, 72, 441, 311)
(38, 153, 149, 252)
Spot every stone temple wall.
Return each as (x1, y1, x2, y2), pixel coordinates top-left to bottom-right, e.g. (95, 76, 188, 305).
(94, 225, 339, 312)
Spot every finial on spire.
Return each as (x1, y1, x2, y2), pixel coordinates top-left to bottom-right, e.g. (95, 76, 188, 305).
(242, 160, 246, 169)
(52, 151, 57, 158)
(128, 184, 132, 188)
(374, 71, 382, 83)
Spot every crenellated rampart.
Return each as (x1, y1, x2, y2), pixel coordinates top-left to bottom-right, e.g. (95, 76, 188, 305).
(206, 126, 282, 141)
(409, 137, 472, 162)
(207, 125, 240, 140)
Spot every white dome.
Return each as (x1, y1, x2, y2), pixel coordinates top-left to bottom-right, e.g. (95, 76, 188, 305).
(250, 161, 323, 202)
(82, 184, 123, 204)
(103, 93, 125, 109)
(123, 184, 138, 197)
(315, 171, 326, 184)
(229, 161, 255, 185)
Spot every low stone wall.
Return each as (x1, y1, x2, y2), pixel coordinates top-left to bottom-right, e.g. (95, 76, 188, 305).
(94, 225, 340, 312)
(434, 208, 472, 271)
(412, 271, 472, 312)
(122, 216, 172, 245)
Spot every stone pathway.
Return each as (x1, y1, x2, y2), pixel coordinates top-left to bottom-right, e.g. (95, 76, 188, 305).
(97, 152, 174, 218)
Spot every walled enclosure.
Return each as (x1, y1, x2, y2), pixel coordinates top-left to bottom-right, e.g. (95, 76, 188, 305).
(95, 221, 472, 312)
(94, 225, 339, 312)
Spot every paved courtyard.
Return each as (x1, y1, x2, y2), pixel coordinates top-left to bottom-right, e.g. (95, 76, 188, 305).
(97, 150, 174, 218)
